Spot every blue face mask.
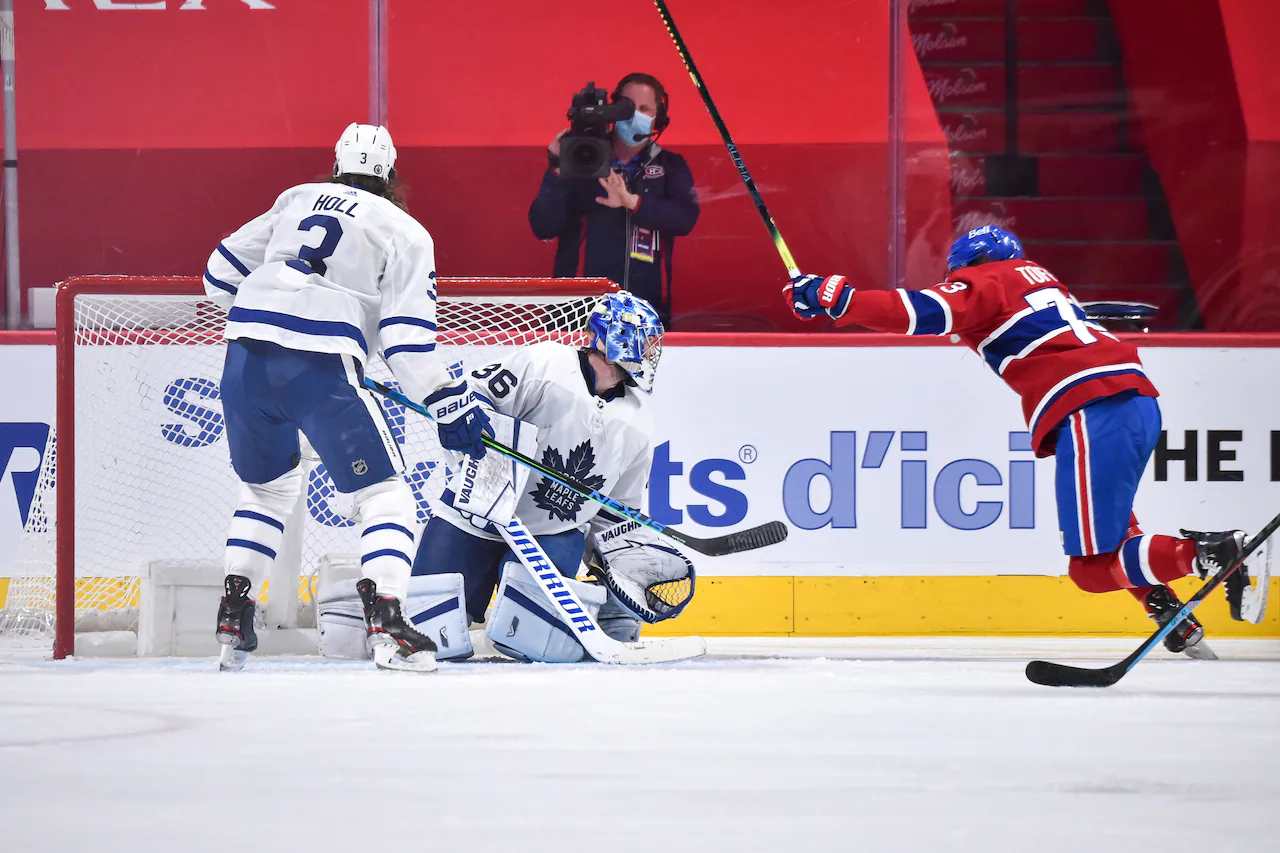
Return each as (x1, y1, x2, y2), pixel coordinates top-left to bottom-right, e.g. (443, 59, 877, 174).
(614, 110, 654, 146)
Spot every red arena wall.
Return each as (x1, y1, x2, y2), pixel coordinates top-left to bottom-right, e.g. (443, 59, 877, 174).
(9, 0, 952, 331)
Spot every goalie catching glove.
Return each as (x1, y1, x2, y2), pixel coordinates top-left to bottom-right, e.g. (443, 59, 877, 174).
(785, 273, 854, 321)
(588, 519, 696, 624)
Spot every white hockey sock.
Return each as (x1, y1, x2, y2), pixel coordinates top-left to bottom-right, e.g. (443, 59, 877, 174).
(353, 477, 418, 601)
(224, 467, 303, 593)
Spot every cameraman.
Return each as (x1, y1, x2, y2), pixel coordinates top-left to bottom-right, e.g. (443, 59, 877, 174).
(528, 73, 699, 327)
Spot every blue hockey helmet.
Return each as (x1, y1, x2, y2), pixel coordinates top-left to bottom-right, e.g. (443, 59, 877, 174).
(587, 292, 664, 394)
(946, 225, 1024, 272)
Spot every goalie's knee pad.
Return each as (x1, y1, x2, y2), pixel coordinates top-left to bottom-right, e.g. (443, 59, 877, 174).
(316, 577, 371, 660)
(351, 477, 419, 600)
(486, 557, 607, 663)
(404, 572, 473, 661)
(597, 596, 642, 642)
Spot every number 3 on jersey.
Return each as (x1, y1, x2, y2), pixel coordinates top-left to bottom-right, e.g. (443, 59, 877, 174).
(294, 214, 343, 277)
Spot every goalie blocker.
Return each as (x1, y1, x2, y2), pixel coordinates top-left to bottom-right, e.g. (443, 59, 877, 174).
(317, 518, 696, 663)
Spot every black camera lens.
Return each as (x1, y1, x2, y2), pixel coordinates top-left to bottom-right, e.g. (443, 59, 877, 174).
(566, 141, 604, 174)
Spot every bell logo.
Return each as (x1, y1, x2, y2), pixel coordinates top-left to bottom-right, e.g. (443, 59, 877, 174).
(42, 1, 276, 10)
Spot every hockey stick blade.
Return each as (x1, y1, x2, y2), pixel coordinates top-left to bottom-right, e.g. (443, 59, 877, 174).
(671, 520, 789, 557)
(615, 636, 708, 664)
(364, 378, 789, 557)
(1026, 509, 1280, 688)
(1025, 657, 1125, 689)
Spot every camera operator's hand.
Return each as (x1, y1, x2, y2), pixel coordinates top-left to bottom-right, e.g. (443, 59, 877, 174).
(597, 170, 639, 212)
(548, 128, 567, 158)
(547, 128, 568, 176)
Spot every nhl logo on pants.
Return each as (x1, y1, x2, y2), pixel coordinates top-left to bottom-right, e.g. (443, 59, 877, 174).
(352, 459, 368, 475)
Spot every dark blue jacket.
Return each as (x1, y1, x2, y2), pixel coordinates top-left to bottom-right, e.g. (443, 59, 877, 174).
(528, 142, 699, 326)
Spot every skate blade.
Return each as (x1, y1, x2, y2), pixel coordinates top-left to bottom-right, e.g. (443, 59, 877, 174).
(218, 645, 250, 672)
(1183, 641, 1219, 661)
(371, 642, 438, 673)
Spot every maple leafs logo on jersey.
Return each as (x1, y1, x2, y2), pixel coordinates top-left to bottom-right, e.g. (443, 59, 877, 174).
(531, 441, 605, 522)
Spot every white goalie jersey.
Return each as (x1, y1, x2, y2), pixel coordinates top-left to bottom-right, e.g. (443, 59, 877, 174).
(202, 181, 452, 404)
(431, 341, 655, 540)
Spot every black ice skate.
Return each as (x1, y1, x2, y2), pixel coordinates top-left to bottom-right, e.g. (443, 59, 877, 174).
(1144, 585, 1216, 660)
(357, 578, 438, 673)
(216, 574, 258, 672)
(1181, 529, 1250, 621)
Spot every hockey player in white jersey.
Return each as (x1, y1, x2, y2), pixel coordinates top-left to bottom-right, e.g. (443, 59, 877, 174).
(204, 123, 491, 673)
(316, 292, 696, 663)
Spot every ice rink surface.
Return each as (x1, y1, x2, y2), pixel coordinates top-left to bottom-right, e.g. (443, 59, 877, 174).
(2, 638, 1278, 853)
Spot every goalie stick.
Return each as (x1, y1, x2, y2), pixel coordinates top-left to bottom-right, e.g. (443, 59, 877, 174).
(1026, 509, 1280, 688)
(500, 516, 707, 665)
(365, 378, 789, 557)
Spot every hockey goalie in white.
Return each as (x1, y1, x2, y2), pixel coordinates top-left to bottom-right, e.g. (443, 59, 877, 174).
(205, 123, 492, 673)
(316, 292, 697, 663)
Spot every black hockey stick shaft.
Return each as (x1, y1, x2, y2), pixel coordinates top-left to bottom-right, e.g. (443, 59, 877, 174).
(364, 378, 788, 557)
(652, 0, 800, 279)
(1026, 509, 1280, 688)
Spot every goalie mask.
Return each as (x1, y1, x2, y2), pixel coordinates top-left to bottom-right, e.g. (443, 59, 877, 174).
(334, 122, 397, 182)
(587, 292, 664, 394)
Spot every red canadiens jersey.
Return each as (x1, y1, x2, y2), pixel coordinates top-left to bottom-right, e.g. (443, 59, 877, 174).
(836, 258, 1158, 456)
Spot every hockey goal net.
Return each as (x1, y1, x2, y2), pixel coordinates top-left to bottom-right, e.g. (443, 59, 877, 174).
(0, 275, 616, 658)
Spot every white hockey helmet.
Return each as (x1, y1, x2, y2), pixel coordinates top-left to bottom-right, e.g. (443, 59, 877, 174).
(333, 122, 397, 182)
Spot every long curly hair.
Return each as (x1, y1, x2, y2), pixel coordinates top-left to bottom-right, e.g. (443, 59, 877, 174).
(329, 172, 408, 212)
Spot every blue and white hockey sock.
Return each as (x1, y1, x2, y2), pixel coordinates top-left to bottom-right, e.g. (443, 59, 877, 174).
(353, 478, 419, 601)
(224, 508, 286, 593)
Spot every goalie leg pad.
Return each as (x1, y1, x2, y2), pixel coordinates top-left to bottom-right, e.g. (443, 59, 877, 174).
(597, 596, 642, 642)
(224, 465, 304, 591)
(316, 577, 371, 660)
(486, 556, 607, 663)
(412, 515, 511, 623)
(404, 572, 473, 660)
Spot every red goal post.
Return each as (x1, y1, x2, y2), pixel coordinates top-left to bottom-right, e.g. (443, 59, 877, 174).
(7, 274, 616, 659)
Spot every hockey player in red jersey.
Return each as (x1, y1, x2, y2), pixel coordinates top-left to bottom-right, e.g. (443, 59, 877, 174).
(785, 225, 1252, 657)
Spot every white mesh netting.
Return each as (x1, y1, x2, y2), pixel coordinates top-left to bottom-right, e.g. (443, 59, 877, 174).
(0, 277, 610, 654)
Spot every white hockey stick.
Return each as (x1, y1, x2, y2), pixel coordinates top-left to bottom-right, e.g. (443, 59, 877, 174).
(498, 517, 707, 665)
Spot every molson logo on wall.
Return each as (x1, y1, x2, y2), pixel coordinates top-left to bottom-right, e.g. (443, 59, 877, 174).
(912, 23, 969, 59)
(942, 113, 988, 147)
(950, 158, 985, 194)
